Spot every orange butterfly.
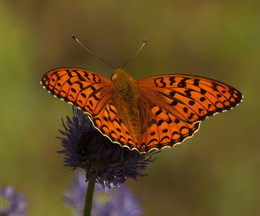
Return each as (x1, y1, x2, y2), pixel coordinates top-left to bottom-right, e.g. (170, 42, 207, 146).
(41, 67, 242, 153)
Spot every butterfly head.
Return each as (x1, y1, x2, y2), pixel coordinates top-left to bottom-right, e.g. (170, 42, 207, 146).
(111, 68, 127, 80)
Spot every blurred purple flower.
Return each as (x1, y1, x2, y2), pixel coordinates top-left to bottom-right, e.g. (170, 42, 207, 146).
(58, 108, 156, 188)
(0, 186, 26, 216)
(64, 171, 143, 216)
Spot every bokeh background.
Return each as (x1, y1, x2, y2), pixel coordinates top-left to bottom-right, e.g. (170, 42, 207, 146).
(0, 0, 259, 215)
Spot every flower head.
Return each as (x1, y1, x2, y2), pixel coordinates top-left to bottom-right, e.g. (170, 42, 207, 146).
(58, 108, 156, 188)
(0, 186, 26, 216)
(65, 171, 143, 216)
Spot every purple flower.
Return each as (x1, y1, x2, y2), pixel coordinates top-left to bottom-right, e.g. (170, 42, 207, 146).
(64, 171, 143, 216)
(0, 186, 26, 216)
(58, 108, 156, 188)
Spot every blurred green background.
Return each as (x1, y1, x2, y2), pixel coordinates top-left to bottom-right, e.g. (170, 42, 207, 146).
(0, 0, 259, 215)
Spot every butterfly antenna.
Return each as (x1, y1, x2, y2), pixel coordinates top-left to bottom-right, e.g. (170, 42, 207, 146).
(71, 35, 115, 69)
(121, 39, 147, 69)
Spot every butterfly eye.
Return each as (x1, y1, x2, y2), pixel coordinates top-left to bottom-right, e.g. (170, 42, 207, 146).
(111, 73, 118, 81)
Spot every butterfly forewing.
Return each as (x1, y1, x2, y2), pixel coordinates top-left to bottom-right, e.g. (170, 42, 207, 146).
(138, 75, 243, 124)
(41, 68, 114, 115)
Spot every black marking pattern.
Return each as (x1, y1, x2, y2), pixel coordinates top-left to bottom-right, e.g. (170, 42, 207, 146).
(140, 105, 200, 152)
(41, 67, 113, 115)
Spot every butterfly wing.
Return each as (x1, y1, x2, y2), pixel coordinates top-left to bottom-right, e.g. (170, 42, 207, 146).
(138, 74, 243, 124)
(41, 67, 114, 115)
(41, 67, 140, 151)
(135, 74, 243, 152)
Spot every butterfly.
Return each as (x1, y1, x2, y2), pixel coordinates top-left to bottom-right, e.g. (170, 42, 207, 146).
(41, 67, 243, 153)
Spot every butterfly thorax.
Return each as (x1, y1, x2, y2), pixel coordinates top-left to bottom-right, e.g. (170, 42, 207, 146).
(111, 69, 139, 101)
(111, 69, 143, 142)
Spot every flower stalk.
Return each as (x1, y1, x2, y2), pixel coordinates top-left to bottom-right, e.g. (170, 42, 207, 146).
(84, 181, 95, 216)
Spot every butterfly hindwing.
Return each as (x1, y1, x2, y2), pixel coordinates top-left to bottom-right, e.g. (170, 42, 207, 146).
(139, 105, 200, 152)
(138, 75, 243, 123)
(41, 68, 114, 115)
(91, 102, 139, 151)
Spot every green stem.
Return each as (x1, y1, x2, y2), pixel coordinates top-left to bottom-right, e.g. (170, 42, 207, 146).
(84, 181, 95, 216)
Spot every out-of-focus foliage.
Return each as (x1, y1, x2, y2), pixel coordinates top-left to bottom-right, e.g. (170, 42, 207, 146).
(0, 0, 258, 215)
